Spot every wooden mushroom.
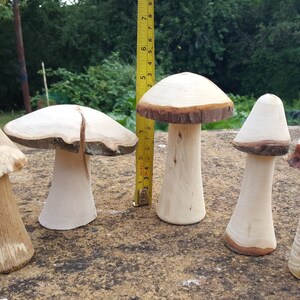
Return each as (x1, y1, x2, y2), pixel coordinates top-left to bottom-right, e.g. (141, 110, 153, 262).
(0, 129, 34, 273)
(137, 72, 233, 224)
(287, 141, 300, 279)
(4, 105, 138, 230)
(224, 94, 291, 255)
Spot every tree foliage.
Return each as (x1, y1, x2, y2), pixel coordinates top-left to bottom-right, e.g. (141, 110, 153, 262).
(0, 0, 299, 110)
(0, 1, 12, 20)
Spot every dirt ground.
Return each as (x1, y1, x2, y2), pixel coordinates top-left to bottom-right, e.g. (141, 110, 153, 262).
(0, 128, 300, 299)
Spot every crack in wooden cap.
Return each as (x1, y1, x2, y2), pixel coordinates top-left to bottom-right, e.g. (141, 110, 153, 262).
(4, 105, 138, 156)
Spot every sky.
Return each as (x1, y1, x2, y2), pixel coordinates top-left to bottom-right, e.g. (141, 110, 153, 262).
(60, 0, 79, 5)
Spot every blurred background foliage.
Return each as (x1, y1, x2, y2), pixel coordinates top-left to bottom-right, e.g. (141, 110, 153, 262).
(0, 0, 299, 130)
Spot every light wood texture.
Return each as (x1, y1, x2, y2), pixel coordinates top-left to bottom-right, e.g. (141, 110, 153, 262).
(288, 217, 300, 279)
(137, 72, 233, 124)
(157, 124, 205, 224)
(288, 143, 300, 279)
(0, 129, 26, 177)
(39, 149, 97, 230)
(4, 105, 138, 230)
(233, 94, 290, 155)
(224, 154, 277, 255)
(4, 105, 138, 155)
(0, 174, 34, 273)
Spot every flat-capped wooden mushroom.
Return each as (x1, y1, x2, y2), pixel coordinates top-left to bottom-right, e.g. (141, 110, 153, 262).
(4, 105, 138, 230)
(137, 72, 234, 224)
(0, 129, 34, 273)
(287, 141, 300, 279)
(224, 94, 291, 255)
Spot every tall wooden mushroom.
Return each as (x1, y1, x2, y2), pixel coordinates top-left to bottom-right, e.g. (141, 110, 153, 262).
(137, 72, 234, 224)
(4, 105, 138, 230)
(0, 129, 34, 273)
(287, 140, 300, 279)
(224, 94, 291, 255)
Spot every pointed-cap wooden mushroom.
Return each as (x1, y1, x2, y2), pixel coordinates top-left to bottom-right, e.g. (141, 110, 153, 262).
(4, 105, 138, 230)
(0, 129, 34, 273)
(233, 93, 290, 156)
(137, 72, 233, 124)
(224, 93, 291, 256)
(137, 72, 234, 225)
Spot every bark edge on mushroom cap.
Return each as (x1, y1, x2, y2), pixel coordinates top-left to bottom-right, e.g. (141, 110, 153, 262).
(5, 136, 137, 156)
(4, 105, 138, 156)
(233, 93, 291, 156)
(137, 72, 234, 124)
(233, 140, 290, 156)
(137, 102, 233, 124)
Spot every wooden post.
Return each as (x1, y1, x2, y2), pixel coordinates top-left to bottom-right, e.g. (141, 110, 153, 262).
(13, 0, 31, 113)
(41, 62, 49, 106)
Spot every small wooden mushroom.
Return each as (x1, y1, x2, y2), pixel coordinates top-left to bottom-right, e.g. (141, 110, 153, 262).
(4, 105, 138, 230)
(137, 72, 234, 224)
(0, 129, 34, 273)
(287, 141, 300, 279)
(224, 94, 291, 255)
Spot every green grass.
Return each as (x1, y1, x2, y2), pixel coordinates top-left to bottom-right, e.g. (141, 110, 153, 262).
(0, 111, 23, 129)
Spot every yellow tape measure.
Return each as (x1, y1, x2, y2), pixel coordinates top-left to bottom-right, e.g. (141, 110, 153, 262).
(134, 0, 155, 207)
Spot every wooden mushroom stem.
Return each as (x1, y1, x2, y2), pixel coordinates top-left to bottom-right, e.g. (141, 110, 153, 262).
(224, 154, 276, 255)
(287, 145, 300, 279)
(38, 148, 97, 230)
(39, 109, 96, 230)
(0, 174, 34, 273)
(157, 123, 205, 224)
(288, 217, 300, 279)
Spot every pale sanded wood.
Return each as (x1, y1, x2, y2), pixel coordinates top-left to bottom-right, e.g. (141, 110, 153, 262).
(233, 94, 290, 155)
(0, 129, 26, 177)
(287, 143, 300, 278)
(224, 94, 290, 256)
(156, 124, 205, 224)
(137, 72, 233, 124)
(4, 105, 138, 155)
(224, 154, 277, 255)
(4, 105, 138, 230)
(288, 218, 300, 279)
(0, 175, 34, 273)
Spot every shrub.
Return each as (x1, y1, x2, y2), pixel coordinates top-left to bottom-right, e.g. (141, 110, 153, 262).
(203, 94, 256, 130)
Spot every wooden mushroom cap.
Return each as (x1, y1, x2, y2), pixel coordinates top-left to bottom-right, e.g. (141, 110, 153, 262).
(0, 129, 27, 176)
(233, 94, 291, 156)
(137, 72, 234, 124)
(4, 105, 138, 155)
(288, 140, 300, 168)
